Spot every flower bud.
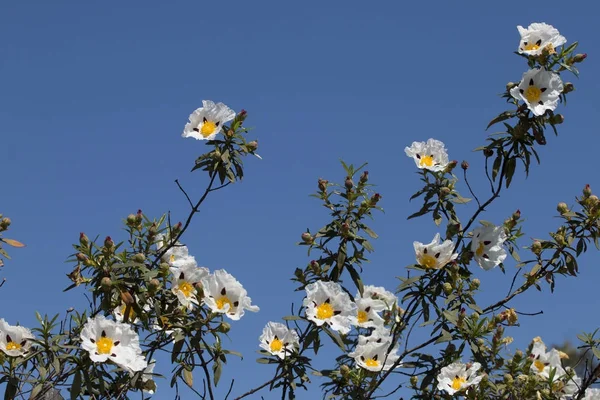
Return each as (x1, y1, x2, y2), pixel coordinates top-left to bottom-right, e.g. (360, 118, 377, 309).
(301, 232, 313, 244)
(512, 210, 521, 220)
(470, 278, 480, 290)
(563, 82, 574, 93)
(445, 160, 458, 173)
(120, 290, 134, 305)
(310, 260, 321, 274)
(359, 171, 369, 184)
(133, 253, 146, 263)
(440, 187, 451, 196)
(126, 214, 137, 225)
(483, 148, 494, 158)
(506, 82, 518, 91)
(557, 202, 569, 214)
(442, 282, 452, 295)
(531, 240, 542, 255)
(550, 114, 564, 125)
(247, 140, 258, 151)
(573, 53, 587, 63)
(80, 232, 89, 246)
(159, 262, 171, 276)
(136, 209, 143, 221)
(171, 222, 183, 235)
(588, 195, 599, 208)
(104, 236, 114, 249)
(148, 278, 161, 292)
(76, 253, 87, 262)
(0, 218, 11, 229)
(370, 193, 381, 205)
(318, 178, 328, 192)
(217, 322, 231, 334)
(410, 375, 418, 387)
(344, 177, 354, 190)
(340, 365, 351, 378)
(504, 374, 514, 384)
(148, 224, 158, 238)
(461, 160, 469, 170)
(100, 277, 112, 291)
(584, 184, 592, 198)
(226, 129, 234, 137)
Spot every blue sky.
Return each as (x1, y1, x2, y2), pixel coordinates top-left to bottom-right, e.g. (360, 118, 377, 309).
(1, 1, 599, 398)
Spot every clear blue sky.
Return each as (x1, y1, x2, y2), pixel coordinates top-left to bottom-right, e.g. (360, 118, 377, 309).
(1, 1, 599, 398)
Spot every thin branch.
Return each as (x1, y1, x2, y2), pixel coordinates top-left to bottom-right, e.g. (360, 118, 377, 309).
(233, 372, 285, 400)
(463, 168, 481, 207)
(175, 179, 194, 209)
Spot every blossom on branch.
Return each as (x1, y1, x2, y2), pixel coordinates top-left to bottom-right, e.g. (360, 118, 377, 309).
(510, 68, 563, 116)
(80, 315, 147, 372)
(182, 100, 236, 141)
(170, 260, 209, 310)
(471, 224, 507, 270)
(414, 233, 458, 270)
(437, 362, 483, 395)
(259, 322, 299, 359)
(349, 338, 400, 372)
(0, 319, 34, 357)
(517, 23, 566, 56)
(361, 285, 397, 310)
(404, 139, 449, 172)
(201, 269, 259, 320)
(529, 337, 563, 378)
(303, 280, 357, 334)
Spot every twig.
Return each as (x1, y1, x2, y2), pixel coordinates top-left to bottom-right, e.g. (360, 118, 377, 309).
(175, 179, 194, 209)
(463, 168, 481, 207)
(233, 372, 285, 400)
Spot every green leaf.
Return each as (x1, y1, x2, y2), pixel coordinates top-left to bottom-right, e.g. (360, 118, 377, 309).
(435, 330, 453, 344)
(323, 327, 345, 352)
(5, 377, 18, 400)
(71, 371, 82, 400)
(362, 226, 378, 239)
(492, 153, 502, 181)
(486, 111, 515, 130)
(256, 357, 273, 364)
(282, 315, 302, 321)
(213, 361, 222, 386)
(171, 339, 184, 363)
(592, 347, 600, 360)
(346, 265, 364, 295)
(183, 369, 194, 387)
(504, 157, 517, 188)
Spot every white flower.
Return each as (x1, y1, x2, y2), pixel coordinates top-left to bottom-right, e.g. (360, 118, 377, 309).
(583, 388, 600, 400)
(201, 270, 259, 320)
(130, 359, 157, 395)
(471, 225, 507, 270)
(437, 362, 483, 395)
(303, 280, 357, 334)
(80, 315, 147, 372)
(414, 233, 458, 270)
(357, 328, 392, 346)
(529, 338, 563, 378)
(156, 234, 191, 268)
(170, 260, 209, 310)
(362, 285, 397, 310)
(349, 339, 401, 372)
(552, 370, 581, 399)
(517, 23, 567, 56)
(510, 68, 564, 116)
(259, 322, 299, 359)
(349, 297, 385, 329)
(404, 139, 449, 172)
(182, 100, 236, 141)
(0, 319, 35, 357)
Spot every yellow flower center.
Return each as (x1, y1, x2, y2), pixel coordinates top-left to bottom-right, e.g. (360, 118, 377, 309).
(170, 254, 176, 263)
(120, 305, 136, 321)
(316, 303, 334, 320)
(96, 337, 114, 355)
(451, 376, 466, 391)
(201, 121, 217, 137)
(475, 242, 485, 257)
(178, 281, 194, 298)
(364, 358, 379, 368)
(534, 359, 546, 373)
(6, 341, 22, 351)
(419, 254, 438, 269)
(524, 86, 542, 103)
(270, 338, 283, 352)
(544, 44, 556, 54)
(419, 155, 434, 167)
(216, 296, 233, 310)
(357, 310, 368, 324)
(524, 42, 541, 51)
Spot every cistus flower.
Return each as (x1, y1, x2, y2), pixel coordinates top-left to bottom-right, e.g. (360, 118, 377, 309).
(471, 225, 508, 270)
(404, 139, 449, 172)
(510, 68, 564, 116)
(182, 100, 236, 141)
(156, 235, 191, 268)
(437, 362, 483, 395)
(517, 23, 566, 56)
(80, 315, 147, 372)
(201, 270, 259, 320)
(414, 233, 458, 270)
(259, 322, 299, 359)
(0, 319, 34, 357)
(349, 338, 401, 372)
(361, 285, 397, 310)
(349, 296, 385, 329)
(303, 280, 357, 334)
(170, 261, 209, 310)
(529, 338, 563, 378)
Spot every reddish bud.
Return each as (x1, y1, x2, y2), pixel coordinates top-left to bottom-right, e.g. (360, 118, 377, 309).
(584, 184, 592, 198)
(461, 160, 469, 170)
(80, 232, 89, 246)
(359, 171, 369, 184)
(573, 53, 587, 63)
